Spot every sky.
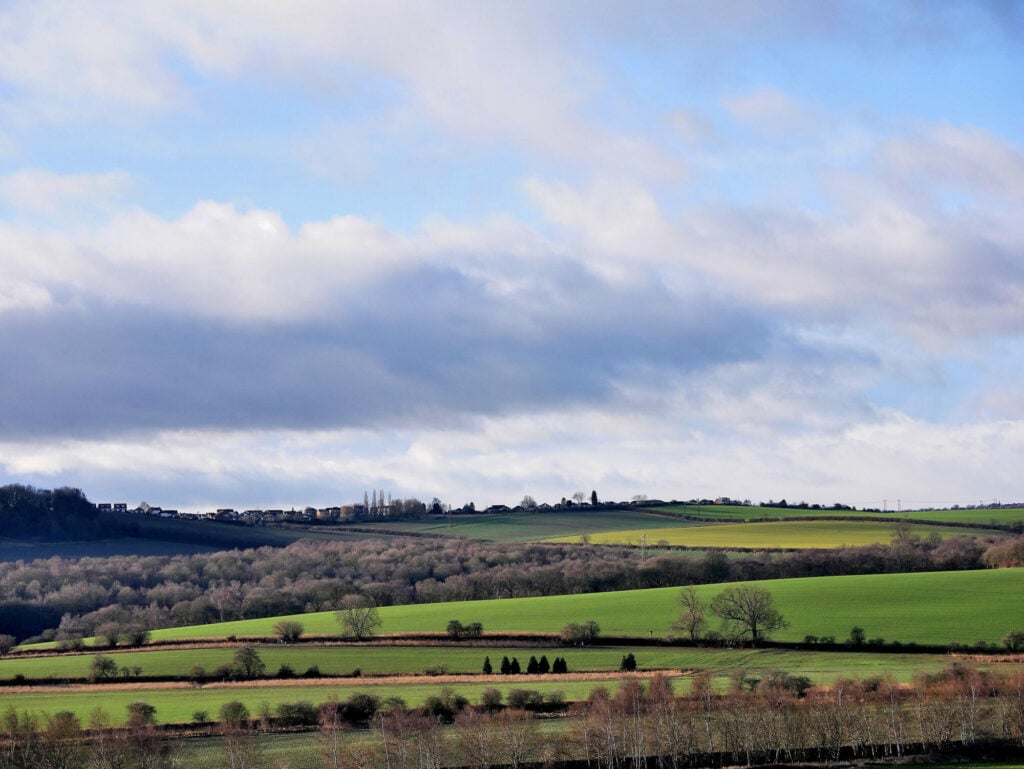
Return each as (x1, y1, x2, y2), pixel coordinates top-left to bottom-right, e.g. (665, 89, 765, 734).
(1, 1, 1023, 512)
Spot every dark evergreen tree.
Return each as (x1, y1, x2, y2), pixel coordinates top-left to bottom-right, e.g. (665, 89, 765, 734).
(510, 657, 521, 674)
(500, 656, 511, 675)
(538, 655, 550, 674)
(619, 652, 637, 671)
(482, 656, 492, 674)
(527, 655, 539, 674)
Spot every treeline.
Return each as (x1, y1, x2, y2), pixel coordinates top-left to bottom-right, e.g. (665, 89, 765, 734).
(4, 663, 1024, 769)
(2, 531, 1017, 643)
(0, 485, 117, 541)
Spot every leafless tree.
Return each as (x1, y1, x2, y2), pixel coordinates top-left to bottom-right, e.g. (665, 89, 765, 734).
(674, 585, 707, 642)
(336, 595, 382, 640)
(273, 620, 303, 643)
(710, 585, 786, 644)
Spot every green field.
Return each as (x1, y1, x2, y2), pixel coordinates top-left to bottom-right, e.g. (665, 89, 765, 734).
(4, 644, 1022, 725)
(342, 509, 705, 542)
(542, 520, 1003, 549)
(655, 504, 1024, 527)
(0, 645, 664, 681)
(0, 643, 981, 684)
(0, 677, 631, 726)
(93, 568, 1024, 647)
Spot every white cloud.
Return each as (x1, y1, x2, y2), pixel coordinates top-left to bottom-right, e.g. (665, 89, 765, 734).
(724, 86, 818, 138)
(0, 3, 185, 122)
(5, 404, 1023, 511)
(0, 281, 52, 313)
(0, 1, 681, 183)
(880, 123, 1024, 202)
(0, 201, 416, 322)
(0, 168, 131, 215)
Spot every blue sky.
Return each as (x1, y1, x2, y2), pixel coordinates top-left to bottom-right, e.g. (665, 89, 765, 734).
(1, 1, 1023, 511)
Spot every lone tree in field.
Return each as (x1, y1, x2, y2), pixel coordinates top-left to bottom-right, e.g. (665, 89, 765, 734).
(336, 595, 381, 640)
(273, 620, 304, 644)
(231, 646, 266, 679)
(561, 620, 600, 644)
(447, 619, 483, 640)
(710, 585, 786, 644)
(1004, 630, 1024, 652)
(89, 654, 119, 682)
(673, 586, 707, 642)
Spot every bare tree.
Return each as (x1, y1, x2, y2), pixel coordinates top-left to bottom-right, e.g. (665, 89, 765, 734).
(674, 586, 707, 642)
(273, 620, 304, 643)
(231, 646, 266, 679)
(710, 585, 786, 644)
(219, 701, 259, 769)
(39, 711, 85, 769)
(336, 595, 382, 640)
(561, 620, 600, 644)
(453, 709, 502, 769)
(494, 709, 540, 769)
(95, 622, 121, 648)
(89, 655, 119, 682)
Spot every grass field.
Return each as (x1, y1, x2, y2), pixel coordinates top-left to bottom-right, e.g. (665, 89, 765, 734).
(0, 643, 984, 684)
(177, 736, 1024, 769)
(4, 644, 1023, 725)
(343, 509, 706, 542)
(655, 504, 1024, 527)
(92, 568, 1024, 647)
(0, 645, 667, 680)
(541, 520, 1004, 549)
(0, 676, 635, 725)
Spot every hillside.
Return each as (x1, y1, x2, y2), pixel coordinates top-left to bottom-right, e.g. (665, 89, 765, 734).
(141, 567, 1024, 648)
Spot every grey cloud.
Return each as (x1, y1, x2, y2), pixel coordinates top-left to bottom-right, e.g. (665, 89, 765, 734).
(0, 260, 778, 440)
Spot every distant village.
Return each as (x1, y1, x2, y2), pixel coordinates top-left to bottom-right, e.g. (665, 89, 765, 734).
(92, 490, 682, 527)
(93, 491, 439, 526)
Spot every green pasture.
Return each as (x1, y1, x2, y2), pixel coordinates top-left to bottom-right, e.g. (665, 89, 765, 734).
(0, 677, 631, 726)
(0, 645, 657, 680)
(122, 567, 1024, 647)
(654, 504, 1024, 527)
(1, 644, 982, 684)
(541, 520, 1002, 549)
(346, 509, 705, 542)
(5, 645, 1024, 726)
(176, 738, 1024, 769)
(900, 508, 1024, 526)
(176, 732, 323, 769)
